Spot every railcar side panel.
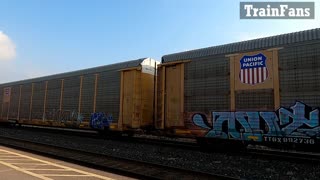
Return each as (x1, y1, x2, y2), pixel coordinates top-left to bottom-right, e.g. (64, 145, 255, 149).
(8, 85, 20, 120)
(96, 70, 120, 127)
(161, 29, 320, 146)
(0, 87, 10, 121)
(165, 64, 184, 128)
(81, 74, 95, 125)
(19, 84, 32, 121)
(121, 69, 137, 129)
(0, 58, 158, 132)
(156, 62, 188, 133)
(184, 56, 230, 111)
(31, 81, 46, 121)
(118, 59, 158, 131)
(119, 68, 155, 130)
(62, 76, 81, 112)
(279, 42, 320, 107)
(155, 66, 164, 129)
(140, 71, 156, 128)
(46, 79, 61, 116)
(61, 76, 81, 127)
(132, 69, 142, 129)
(235, 89, 274, 111)
(183, 56, 231, 136)
(0, 88, 3, 121)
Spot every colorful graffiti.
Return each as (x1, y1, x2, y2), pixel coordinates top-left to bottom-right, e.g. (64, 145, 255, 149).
(90, 112, 113, 130)
(43, 109, 83, 127)
(192, 102, 319, 144)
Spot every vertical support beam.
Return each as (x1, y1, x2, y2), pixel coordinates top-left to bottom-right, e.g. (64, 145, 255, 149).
(132, 70, 138, 127)
(180, 64, 184, 122)
(59, 79, 64, 111)
(272, 50, 280, 110)
(78, 76, 83, 113)
(1, 89, 3, 119)
(154, 66, 158, 127)
(136, 70, 143, 127)
(6, 93, 10, 121)
(118, 71, 124, 130)
(43, 81, 48, 120)
(93, 74, 98, 113)
(161, 66, 166, 129)
(229, 56, 236, 111)
(6, 102, 10, 120)
(0, 103, 3, 119)
(29, 83, 34, 120)
(17, 85, 22, 120)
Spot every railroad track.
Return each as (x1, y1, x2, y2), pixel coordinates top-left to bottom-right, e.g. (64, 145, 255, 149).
(4, 125, 320, 163)
(1, 125, 320, 179)
(245, 146, 320, 163)
(3, 125, 320, 166)
(9, 125, 201, 150)
(0, 135, 235, 180)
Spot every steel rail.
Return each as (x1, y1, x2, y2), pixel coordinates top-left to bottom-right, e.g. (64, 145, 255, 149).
(0, 135, 236, 180)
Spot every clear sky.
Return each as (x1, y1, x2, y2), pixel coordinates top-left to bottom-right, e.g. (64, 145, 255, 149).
(0, 0, 319, 83)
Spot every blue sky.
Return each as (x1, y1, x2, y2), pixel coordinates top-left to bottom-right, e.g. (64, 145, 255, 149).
(0, 0, 319, 83)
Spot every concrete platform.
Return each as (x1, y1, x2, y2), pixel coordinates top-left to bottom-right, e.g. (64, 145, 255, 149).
(0, 145, 135, 180)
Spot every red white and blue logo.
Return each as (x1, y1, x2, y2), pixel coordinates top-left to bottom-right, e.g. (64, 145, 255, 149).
(239, 53, 268, 85)
(4, 88, 10, 96)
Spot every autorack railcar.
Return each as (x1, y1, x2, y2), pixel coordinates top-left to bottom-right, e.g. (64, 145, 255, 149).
(157, 28, 320, 146)
(0, 28, 320, 147)
(0, 58, 159, 133)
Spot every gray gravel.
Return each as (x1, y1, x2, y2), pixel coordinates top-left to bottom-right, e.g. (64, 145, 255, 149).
(0, 126, 319, 180)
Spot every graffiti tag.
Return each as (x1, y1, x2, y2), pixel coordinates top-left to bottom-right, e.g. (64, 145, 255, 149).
(192, 102, 319, 144)
(43, 109, 83, 127)
(90, 112, 113, 130)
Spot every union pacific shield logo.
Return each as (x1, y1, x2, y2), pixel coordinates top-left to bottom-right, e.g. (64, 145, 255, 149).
(239, 53, 268, 85)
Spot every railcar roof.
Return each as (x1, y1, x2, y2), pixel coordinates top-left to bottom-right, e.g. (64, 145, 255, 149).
(0, 58, 147, 86)
(162, 28, 320, 63)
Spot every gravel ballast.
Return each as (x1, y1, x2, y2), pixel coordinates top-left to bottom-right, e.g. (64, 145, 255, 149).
(0, 126, 319, 180)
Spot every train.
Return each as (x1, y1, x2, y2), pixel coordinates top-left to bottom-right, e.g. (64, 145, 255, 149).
(1, 28, 320, 147)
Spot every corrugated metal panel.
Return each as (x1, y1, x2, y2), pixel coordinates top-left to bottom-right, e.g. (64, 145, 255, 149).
(0, 88, 3, 119)
(80, 74, 95, 121)
(8, 85, 20, 120)
(19, 84, 32, 119)
(122, 70, 137, 127)
(165, 64, 183, 127)
(62, 76, 80, 111)
(279, 42, 320, 107)
(280, 92, 320, 108)
(0, 58, 157, 127)
(184, 55, 230, 112)
(162, 28, 320, 62)
(96, 71, 120, 123)
(46, 79, 61, 113)
(280, 69, 320, 92)
(0, 58, 147, 86)
(2, 103, 9, 119)
(31, 82, 46, 119)
(140, 72, 155, 127)
(156, 67, 164, 128)
(235, 89, 274, 111)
